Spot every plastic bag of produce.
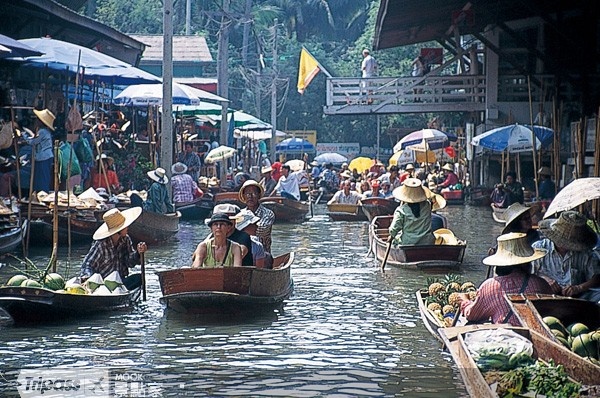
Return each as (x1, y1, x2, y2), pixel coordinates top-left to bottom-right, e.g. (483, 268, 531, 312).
(464, 328, 533, 359)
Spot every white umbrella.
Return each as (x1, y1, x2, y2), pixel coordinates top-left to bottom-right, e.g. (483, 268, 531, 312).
(114, 82, 204, 106)
(205, 145, 236, 163)
(544, 177, 600, 219)
(285, 159, 305, 171)
(314, 152, 348, 164)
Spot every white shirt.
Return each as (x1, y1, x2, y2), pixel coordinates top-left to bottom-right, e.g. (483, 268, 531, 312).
(275, 172, 302, 200)
(330, 190, 364, 205)
(361, 55, 376, 78)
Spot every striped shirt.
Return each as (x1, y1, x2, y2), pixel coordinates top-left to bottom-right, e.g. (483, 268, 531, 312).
(79, 235, 140, 279)
(531, 238, 600, 287)
(460, 269, 552, 325)
(252, 204, 275, 253)
(172, 173, 198, 203)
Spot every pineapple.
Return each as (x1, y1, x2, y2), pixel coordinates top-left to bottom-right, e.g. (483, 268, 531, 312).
(446, 282, 461, 293)
(448, 292, 462, 307)
(442, 305, 455, 315)
(468, 291, 478, 301)
(427, 302, 442, 312)
(461, 282, 476, 292)
(428, 282, 445, 296)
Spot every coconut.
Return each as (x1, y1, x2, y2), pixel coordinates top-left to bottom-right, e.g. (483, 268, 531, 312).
(567, 322, 590, 337)
(21, 279, 43, 288)
(111, 285, 129, 295)
(93, 285, 113, 296)
(84, 273, 104, 293)
(44, 273, 65, 291)
(6, 274, 28, 287)
(104, 271, 123, 292)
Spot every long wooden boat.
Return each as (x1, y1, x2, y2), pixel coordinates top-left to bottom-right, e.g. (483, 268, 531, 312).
(259, 197, 309, 222)
(507, 293, 600, 342)
(0, 274, 142, 324)
(441, 189, 464, 205)
(214, 191, 245, 209)
(369, 215, 466, 269)
(156, 252, 294, 314)
(0, 224, 25, 254)
(490, 204, 507, 223)
(439, 324, 600, 397)
(360, 197, 399, 222)
(327, 203, 368, 222)
(27, 213, 102, 245)
(175, 197, 214, 221)
(128, 210, 180, 243)
(415, 289, 466, 343)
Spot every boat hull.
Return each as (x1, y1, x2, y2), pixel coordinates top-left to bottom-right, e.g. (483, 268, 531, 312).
(0, 225, 24, 254)
(156, 253, 294, 314)
(327, 203, 368, 222)
(369, 215, 465, 269)
(175, 198, 213, 221)
(360, 197, 399, 222)
(214, 191, 245, 209)
(128, 210, 180, 243)
(0, 274, 142, 324)
(27, 215, 101, 245)
(416, 289, 447, 343)
(259, 197, 309, 223)
(490, 204, 506, 223)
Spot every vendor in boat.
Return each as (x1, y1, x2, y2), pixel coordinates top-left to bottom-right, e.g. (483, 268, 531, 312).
(379, 180, 393, 199)
(239, 180, 275, 253)
(399, 164, 415, 184)
(363, 179, 384, 198)
(537, 166, 556, 200)
(328, 180, 364, 205)
(23, 108, 55, 193)
(136, 167, 175, 214)
(192, 212, 243, 268)
(171, 162, 199, 204)
(88, 154, 122, 194)
(206, 203, 254, 266)
(388, 178, 436, 246)
(503, 171, 524, 204)
(490, 183, 510, 208)
(260, 166, 277, 197)
(274, 164, 304, 201)
(531, 211, 600, 301)
(435, 163, 459, 193)
(487, 202, 540, 256)
(423, 187, 447, 231)
(79, 207, 147, 280)
(234, 209, 271, 268)
(457, 232, 552, 325)
(177, 141, 201, 183)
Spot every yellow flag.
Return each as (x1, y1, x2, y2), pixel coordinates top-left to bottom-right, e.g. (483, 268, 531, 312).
(297, 48, 320, 94)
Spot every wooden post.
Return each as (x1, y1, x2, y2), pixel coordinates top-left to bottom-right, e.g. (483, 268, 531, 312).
(527, 76, 539, 199)
(51, 141, 60, 273)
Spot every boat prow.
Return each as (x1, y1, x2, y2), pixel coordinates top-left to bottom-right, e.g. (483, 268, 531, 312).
(259, 197, 309, 223)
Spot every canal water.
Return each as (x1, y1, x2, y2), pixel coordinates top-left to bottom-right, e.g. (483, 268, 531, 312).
(0, 204, 504, 397)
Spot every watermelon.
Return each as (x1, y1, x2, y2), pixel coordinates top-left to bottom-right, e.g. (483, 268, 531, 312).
(572, 334, 598, 359)
(20, 279, 43, 288)
(43, 273, 65, 291)
(6, 274, 28, 287)
(567, 322, 590, 337)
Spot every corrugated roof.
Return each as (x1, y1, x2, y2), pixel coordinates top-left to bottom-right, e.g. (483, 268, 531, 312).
(130, 35, 213, 63)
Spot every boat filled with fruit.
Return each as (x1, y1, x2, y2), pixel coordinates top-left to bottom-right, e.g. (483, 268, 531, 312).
(0, 269, 142, 324)
(416, 274, 478, 342)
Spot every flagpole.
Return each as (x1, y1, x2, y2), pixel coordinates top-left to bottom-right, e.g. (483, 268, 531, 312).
(301, 47, 333, 78)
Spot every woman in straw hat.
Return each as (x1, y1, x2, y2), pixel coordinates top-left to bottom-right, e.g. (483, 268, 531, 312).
(79, 207, 147, 280)
(436, 163, 459, 193)
(487, 202, 540, 256)
(239, 179, 275, 253)
(171, 162, 198, 204)
(192, 213, 243, 268)
(388, 178, 436, 246)
(531, 211, 600, 300)
(143, 167, 175, 214)
(260, 165, 277, 196)
(23, 108, 55, 192)
(457, 232, 552, 325)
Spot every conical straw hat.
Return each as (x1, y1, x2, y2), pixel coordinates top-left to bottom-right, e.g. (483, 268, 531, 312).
(538, 211, 597, 251)
(483, 232, 547, 266)
(392, 178, 428, 203)
(93, 207, 142, 240)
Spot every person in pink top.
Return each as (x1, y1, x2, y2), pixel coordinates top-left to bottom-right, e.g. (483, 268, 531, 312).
(457, 232, 552, 325)
(436, 163, 459, 192)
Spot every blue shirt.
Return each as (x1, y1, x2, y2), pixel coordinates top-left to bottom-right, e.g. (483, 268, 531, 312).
(25, 128, 54, 161)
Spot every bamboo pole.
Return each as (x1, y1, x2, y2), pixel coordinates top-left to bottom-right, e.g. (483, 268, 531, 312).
(527, 76, 539, 199)
(9, 90, 21, 200)
(51, 140, 60, 273)
(24, 144, 36, 258)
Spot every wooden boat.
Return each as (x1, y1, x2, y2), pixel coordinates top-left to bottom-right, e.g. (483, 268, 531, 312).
(416, 289, 454, 343)
(27, 212, 102, 245)
(0, 274, 142, 324)
(491, 204, 507, 223)
(439, 324, 600, 397)
(156, 252, 294, 314)
(175, 197, 214, 221)
(259, 197, 309, 222)
(214, 191, 245, 209)
(360, 197, 399, 222)
(0, 224, 25, 254)
(128, 210, 180, 243)
(507, 293, 600, 342)
(441, 189, 464, 205)
(327, 203, 368, 222)
(369, 215, 466, 269)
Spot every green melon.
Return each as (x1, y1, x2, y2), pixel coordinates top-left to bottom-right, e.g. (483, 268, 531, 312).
(556, 336, 571, 349)
(572, 334, 598, 359)
(543, 316, 568, 336)
(6, 274, 28, 287)
(551, 329, 566, 339)
(567, 322, 590, 337)
(43, 273, 65, 291)
(20, 279, 43, 288)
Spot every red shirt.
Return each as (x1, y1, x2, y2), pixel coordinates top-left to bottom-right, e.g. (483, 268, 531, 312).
(439, 171, 459, 188)
(91, 169, 120, 191)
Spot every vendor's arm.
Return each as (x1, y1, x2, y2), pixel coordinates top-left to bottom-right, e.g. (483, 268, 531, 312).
(388, 208, 405, 241)
(458, 280, 495, 323)
(562, 274, 600, 297)
(191, 241, 208, 268)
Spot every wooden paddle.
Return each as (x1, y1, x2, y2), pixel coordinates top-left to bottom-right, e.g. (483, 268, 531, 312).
(140, 251, 147, 301)
(380, 239, 393, 270)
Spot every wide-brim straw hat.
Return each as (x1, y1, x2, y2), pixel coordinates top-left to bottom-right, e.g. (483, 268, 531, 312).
(392, 178, 428, 203)
(538, 166, 552, 176)
(213, 203, 240, 216)
(538, 210, 597, 251)
(310, 161, 319, 167)
(33, 109, 55, 131)
(423, 186, 447, 211)
(483, 232, 547, 266)
(198, 176, 209, 186)
(405, 163, 415, 171)
(171, 162, 188, 175)
(434, 228, 459, 245)
(340, 170, 352, 179)
(502, 203, 535, 234)
(147, 167, 168, 184)
(442, 163, 454, 172)
(208, 176, 220, 187)
(239, 180, 264, 203)
(261, 165, 273, 174)
(93, 207, 142, 240)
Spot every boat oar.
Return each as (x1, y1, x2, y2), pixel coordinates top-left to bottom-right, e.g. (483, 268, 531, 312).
(140, 251, 147, 301)
(315, 188, 324, 205)
(380, 239, 393, 270)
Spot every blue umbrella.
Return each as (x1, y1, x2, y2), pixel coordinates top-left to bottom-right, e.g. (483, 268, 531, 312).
(275, 138, 315, 153)
(10, 37, 160, 85)
(0, 34, 42, 58)
(472, 123, 553, 153)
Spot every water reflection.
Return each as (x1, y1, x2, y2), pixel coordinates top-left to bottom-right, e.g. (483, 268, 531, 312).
(0, 204, 502, 397)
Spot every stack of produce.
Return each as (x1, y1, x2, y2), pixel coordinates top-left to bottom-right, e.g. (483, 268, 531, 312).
(543, 316, 600, 365)
(424, 274, 477, 326)
(3, 270, 128, 295)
